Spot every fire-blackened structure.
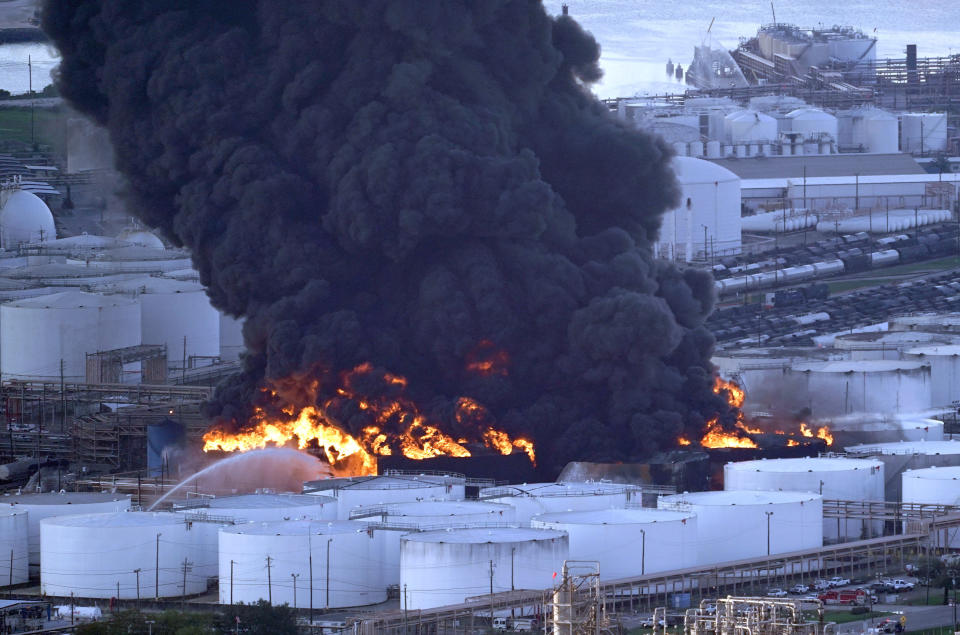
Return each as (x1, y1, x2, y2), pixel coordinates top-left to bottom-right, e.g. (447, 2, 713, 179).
(43, 1, 728, 474)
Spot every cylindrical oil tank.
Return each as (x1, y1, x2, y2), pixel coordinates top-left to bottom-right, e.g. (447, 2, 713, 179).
(786, 360, 931, 416)
(673, 141, 688, 156)
(219, 520, 386, 608)
(41, 512, 206, 599)
(846, 440, 960, 501)
(304, 474, 466, 519)
(706, 140, 721, 158)
(689, 141, 704, 157)
(785, 108, 838, 141)
(833, 331, 955, 361)
(900, 113, 947, 154)
(109, 278, 220, 366)
(847, 107, 898, 153)
(0, 510, 28, 585)
(480, 482, 633, 524)
(710, 348, 836, 413)
(1, 291, 141, 380)
(819, 414, 943, 447)
(401, 527, 568, 610)
(175, 493, 338, 581)
(902, 466, 960, 546)
(2, 491, 131, 571)
(531, 508, 696, 579)
(723, 457, 883, 541)
(724, 110, 777, 144)
(902, 346, 960, 407)
(351, 500, 517, 586)
(658, 490, 822, 565)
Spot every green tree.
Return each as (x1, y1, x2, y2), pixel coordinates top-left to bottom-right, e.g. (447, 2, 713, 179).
(215, 601, 297, 635)
(76, 610, 213, 634)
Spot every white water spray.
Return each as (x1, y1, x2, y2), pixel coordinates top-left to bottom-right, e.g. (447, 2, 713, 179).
(147, 447, 330, 510)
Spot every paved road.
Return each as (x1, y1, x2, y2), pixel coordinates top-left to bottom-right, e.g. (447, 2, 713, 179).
(834, 604, 959, 635)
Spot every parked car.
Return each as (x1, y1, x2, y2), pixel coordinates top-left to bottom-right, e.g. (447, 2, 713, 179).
(789, 584, 810, 594)
(889, 579, 915, 591)
(828, 577, 851, 587)
(639, 615, 656, 628)
(800, 595, 821, 603)
(511, 618, 539, 632)
(813, 579, 831, 591)
(767, 588, 788, 598)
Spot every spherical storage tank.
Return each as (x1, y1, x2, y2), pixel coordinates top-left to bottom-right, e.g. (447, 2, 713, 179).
(902, 346, 960, 407)
(846, 440, 960, 501)
(902, 466, 960, 546)
(401, 528, 568, 610)
(0, 510, 28, 585)
(785, 360, 931, 416)
(724, 110, 777, 144)
(219, 520, 386, 608)
(3, 491, 131, 571)
(532, 508, 696, 579)
(117, 229, 165, 250)
(41, 512, 206, 599)
(657, 157, 741, 262)
(0, 190, 55, 249)
(1, 291, 141, 380)
(480, 482, 633, 524)
(304, 474, 466, 519)
(724, 458, 883, 541)
(658, 490, 822, 566)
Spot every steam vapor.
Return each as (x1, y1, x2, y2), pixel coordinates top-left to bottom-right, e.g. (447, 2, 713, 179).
(43, 1, 728, 473)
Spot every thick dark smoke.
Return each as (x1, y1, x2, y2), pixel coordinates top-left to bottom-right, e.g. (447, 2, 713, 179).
(43, 1, 727, 474)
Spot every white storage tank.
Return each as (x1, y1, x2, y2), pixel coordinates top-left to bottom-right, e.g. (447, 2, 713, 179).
(401, 527, 568, 610)
(659, 490, 822, 565)
(819, 413, 943, 447)
(833, 331, 956, 361)
(531, 508, 696, 579)
(0, 189, 55, 249)
(117, 229, 165, 250)
(1, 291, 141, 380)
(902, 346, 960, 407)
(219, 520, 386, 608)
(41, 512, 206, 599)
(786, 360, 932, 416)
(182, 493, 338, 523)
(724, 457, 883, 541)
(304, 474, 466, 519)
(900, 113, 948, 154)
(3, 491, 131, 572)
(724, 110, 777, 144)
(841, 107, 899, 153)
(657, 157, 741, 262)
(902, 466, 960, 546)
(0, 510, 28, 585)
(846, 440, 960, 501)
(784, 108, 838, 141)
(480, 482, 633, 524)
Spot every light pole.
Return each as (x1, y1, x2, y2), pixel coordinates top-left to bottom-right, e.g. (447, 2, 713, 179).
(154, 533, 162, 601)
(765, 511, 774, 556)
(291, 573, 300, 610)
(133, 568, 141, 610)
(640, 529, 646, 575)
(325, 538, 332, 610)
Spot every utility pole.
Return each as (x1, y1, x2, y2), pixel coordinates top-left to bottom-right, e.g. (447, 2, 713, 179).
(325, 538, 332, 610)
(28, 55, 34, 148)
(180, 558, 192, 609)
(291, 573, 300, 609)
(640, 529, 646, 575)
(7, 549, 11, 587)
(308, 531, 314, 623)
(134, 568, 141, 610)
(403, 584, 408, 633)
(266, 556, 273, 605)
(766, 511, 774, 555)
(489, 559, 495, 627)
(155, 533, 161, 600)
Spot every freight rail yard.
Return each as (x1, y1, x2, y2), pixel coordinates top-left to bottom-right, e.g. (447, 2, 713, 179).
(0, 1, 956, 634)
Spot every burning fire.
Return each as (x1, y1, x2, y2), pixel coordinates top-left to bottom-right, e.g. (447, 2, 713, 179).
(202, 364, 534, 475)
(465, 340, 510, 377)
(677, 377, 832, 449)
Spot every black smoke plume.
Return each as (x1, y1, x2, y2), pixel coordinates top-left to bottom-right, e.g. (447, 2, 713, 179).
(43, 1, 727, 474)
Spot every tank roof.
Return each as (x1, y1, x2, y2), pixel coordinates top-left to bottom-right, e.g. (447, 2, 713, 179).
(206, 494, 331, 509)
(533, 508, 694, 525)
(903, 465, 960, 481)
(672, 156, 739, 185)
(41, 511, 183, 528)
(305, 474, 463, 493)
(3, 492, 130, 505)
(404, 527, 566, 544)
(725, 457, 882, 473)
(481, 481, 631, 498)
(661, 490, 821, 506)
(846, 440, 960, 456)
(221, 519, 367, 536)
(4, 290, 138, 309)
(792, 360, 926, 373)
(369, 501, 511, 516)
(904, 345, 960, 357)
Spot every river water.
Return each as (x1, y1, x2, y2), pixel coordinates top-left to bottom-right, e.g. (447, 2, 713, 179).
(543, 0, 958, 99)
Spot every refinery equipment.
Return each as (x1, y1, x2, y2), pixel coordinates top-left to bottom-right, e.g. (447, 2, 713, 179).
(679, 597, 836, 635)
(400, 527, 568, 610)
(41, 512, 206, 599)
(531, 508, 696, 579)
(3, 491, 131, 573)
(846, 440, 960, 501)
(304, 473, 467, 519)
(658, 490, 822, 565)
(480, 481, 634, 524)
(654, 157, 742, 262)
(724, 457, 883, 541)
(219, 520, 388, 608)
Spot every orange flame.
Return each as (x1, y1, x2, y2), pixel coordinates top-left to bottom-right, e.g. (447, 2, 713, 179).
(202, 364, 535, 474)
(680, 376, 833, 449)
(465, 340, 510, 377)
